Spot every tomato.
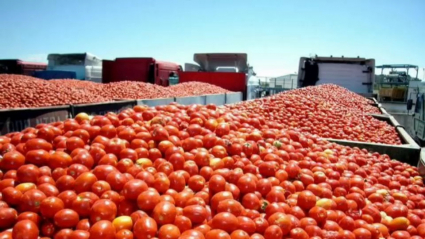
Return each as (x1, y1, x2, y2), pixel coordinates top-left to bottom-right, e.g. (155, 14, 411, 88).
(40, 221, 56, 237)
(237, 216, 256, 235)
(20, 189, 46, 213)
(353, 228, 372, 239)
(90, 199, 117, 223)
(388, 217, 410, 231)
(296, 190, 316, 211)
(12, 219, 39, 239)
(49, 151, 72, 169)
(183, 205, 207, 224)
(25, 150, 50, 167)
(40, 196, 65, 218)
(122, 179, 148, 200)
(53, 209, 79, 228)
(290, 228, 309, 239)
(16, 164, 40, 183)
(158, 224, 181, 239)
(211, 212, 238, 233)
(76, 219, 91, 231)
(133, 216, 157, 239)
(268, 212, 293, 235)
(205, 229, 231, 239)
(89, 220, 116, 239)
(137, 189, 161, 211)
(242, 193, 260, 210)
(54, 229, 74, 239)
(0, 208, 18, 229)
(112, 216, 133, 231)
(152, 201, 177, 225)
(0, 151, 25, 170)
(2, 187, 22, 206)
(230, 230, 250, 239)
(217, 199, 244, 217)
(115, 229, 133, 239)
(237, 175, 257, 195)
(174, 215, 192, 233)
(70, 230, 90, 239)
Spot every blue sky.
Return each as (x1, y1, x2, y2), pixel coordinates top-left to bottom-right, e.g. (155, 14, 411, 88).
(1, 0, 424, 79)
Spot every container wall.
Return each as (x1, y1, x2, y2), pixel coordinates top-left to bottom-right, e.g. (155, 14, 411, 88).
(70, 100, 136, 116)
(205, 94, 226, 106)
(225, 92, 243, 104)
(137, 98, 175, 107)
(0, 106, 71, 135)
(175, 96, 206, 105)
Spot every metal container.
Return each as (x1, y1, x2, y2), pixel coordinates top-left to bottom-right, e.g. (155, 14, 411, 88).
(137, 98, 175, 107)
(0, 106, 71, 135)
(175, 96, 206, 105)
(70, 100, 136, 116)
(225, 92, 243, 104)
(326, 114, 420, 166)
(205, 94, 226, 106)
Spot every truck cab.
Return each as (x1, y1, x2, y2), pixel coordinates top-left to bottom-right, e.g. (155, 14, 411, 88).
(297, 56, 375, 96)
(102, 58, 181, 86)
(180, 53, 257, 100)
(46, 53, 102, 82)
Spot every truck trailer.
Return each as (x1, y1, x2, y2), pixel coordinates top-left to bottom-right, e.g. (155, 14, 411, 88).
(297, 55, 375, 96)
(102, 58, 181, 86)
(0, 60, 47, 76)
(180, 53, 259, 100)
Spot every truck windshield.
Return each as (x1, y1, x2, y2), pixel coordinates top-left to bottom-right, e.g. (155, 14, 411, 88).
(54, 54, 85, 66)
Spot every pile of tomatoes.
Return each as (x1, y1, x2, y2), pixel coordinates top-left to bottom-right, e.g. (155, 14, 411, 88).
(286, 85, 381, 115)
(0, 101, 422, 239)
(0, 75, 232, 109)
(228, 86, 401, 145)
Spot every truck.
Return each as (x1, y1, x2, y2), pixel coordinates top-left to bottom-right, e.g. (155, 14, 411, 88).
(0, 60, 47, 76)
(35, 53, 103, 82)
(297, 55, 375, 96)
(180, 53, 259, 100)
(102, 58, 181, 86)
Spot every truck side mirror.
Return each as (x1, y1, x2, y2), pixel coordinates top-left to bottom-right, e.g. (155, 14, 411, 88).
(407, 99, 413, 111)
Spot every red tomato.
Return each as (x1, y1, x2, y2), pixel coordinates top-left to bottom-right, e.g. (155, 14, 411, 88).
(211, 212, 239, 233)
(90, 199, 117, 223)
(12, 219, 39, 239)
(0, 208, 18, 229)
(152, 201, 177, 225)
(133, 216, 158, 239)
(54, 209, 80, 228)
(89, 220, 116, 239)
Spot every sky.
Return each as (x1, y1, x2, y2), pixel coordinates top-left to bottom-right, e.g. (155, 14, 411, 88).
(1, 0, 425, 79)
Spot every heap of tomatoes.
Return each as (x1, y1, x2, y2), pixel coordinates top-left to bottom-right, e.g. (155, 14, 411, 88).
(0, 75, 231, 109)
(0, 102, 423, 239)
(228, 85, 401, 145)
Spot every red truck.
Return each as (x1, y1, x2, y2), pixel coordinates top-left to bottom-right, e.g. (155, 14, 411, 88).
(102, 58, 181, 86)
(0, 59, 47, 76)
(180, 53, 253, 100)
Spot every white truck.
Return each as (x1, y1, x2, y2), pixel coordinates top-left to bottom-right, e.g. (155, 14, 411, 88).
(47, 52, 102, 82)
(297, 56, 375, 96)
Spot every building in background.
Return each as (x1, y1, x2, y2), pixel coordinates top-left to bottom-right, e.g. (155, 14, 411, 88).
(268, 74, 298, 89)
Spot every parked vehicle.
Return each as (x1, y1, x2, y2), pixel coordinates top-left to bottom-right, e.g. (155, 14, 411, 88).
(0, 59, 46, 76)
(297, 55, 375, 96)
(102, 58, 181, 86)
(180, 53, 259, 100)
(43, 53, 102, 82)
